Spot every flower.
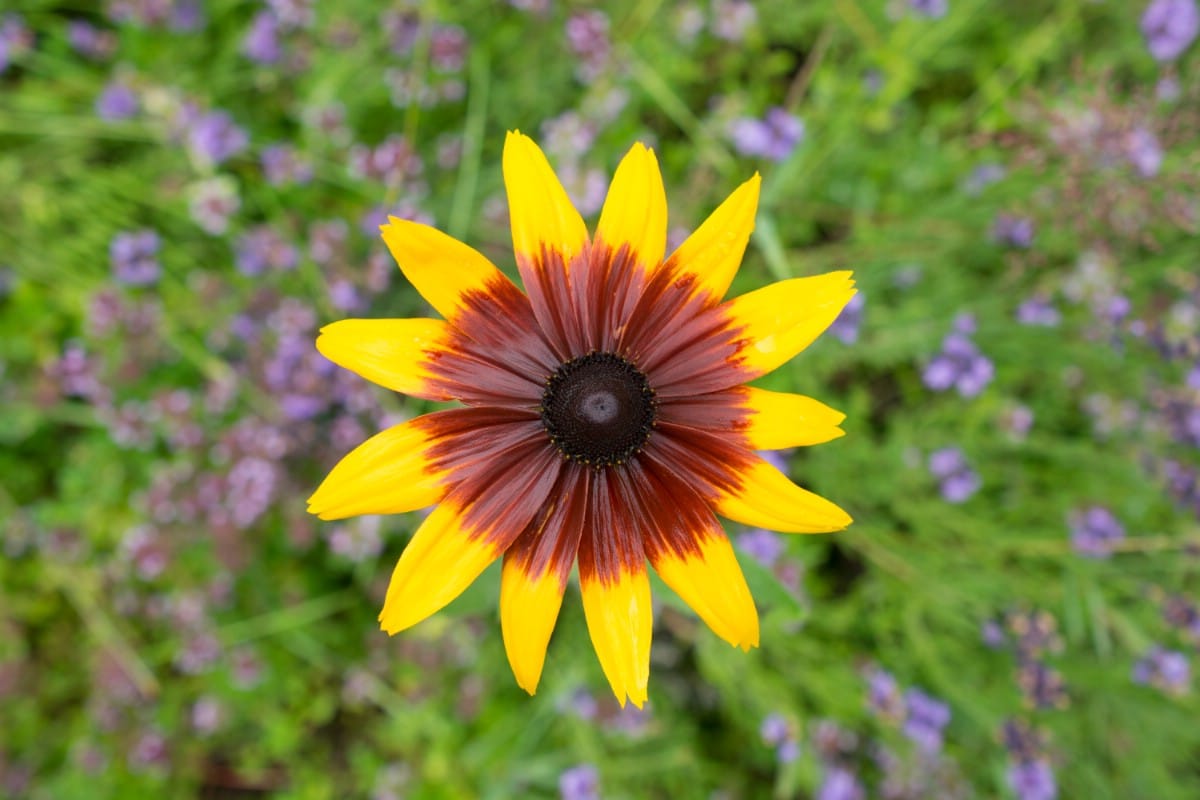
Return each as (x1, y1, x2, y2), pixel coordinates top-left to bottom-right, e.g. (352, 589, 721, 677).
(1141, 0, 1199, 62)
(558, 764, 600, 800)
(1068, 505, 1124, 558)
(729, 107, 805, 162)
(928, 447, 981, 503)
(1007, 759, 1057, 800)
(109, 229, 161, 287)
(308, 132, 854, 707)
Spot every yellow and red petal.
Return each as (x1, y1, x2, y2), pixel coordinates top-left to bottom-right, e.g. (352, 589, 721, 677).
(380, 216, 516, 321)
(595, 142, 667, 273)
(498, 464, 589, 695)
(723, 271, 857, 379)
(663, 173, 761, 304)
(739, 387, 846, 449)
(378, 503, 502, 634)
(650, 528, 759, 651)
(306, 418, 447, 521)
(580, 566, 653, 709)
(578, 470, 653, 708)
(715, 456, 852, 533)
(502, 130, 588, 269)
(315, 317, 451, 400)
(500, 558, 568, 695)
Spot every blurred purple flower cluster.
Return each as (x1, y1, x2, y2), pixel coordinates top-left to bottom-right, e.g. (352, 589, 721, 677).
(1068, 505, 1125, 558)
(923, 314, 994, 398)
(1132, 646, 1191, 694)
(729, 107, 805, 162)
(109, 230, 161, 287)
(760, 713, 801, 763)
(927, 447, 981, 503)
(1141, 0, 1199, 61)
(865, 668, 952, 753)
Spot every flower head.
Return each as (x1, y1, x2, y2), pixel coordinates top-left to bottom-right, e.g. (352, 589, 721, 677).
(1141, 0, 1199, 62)
(308, 132, 855, 706)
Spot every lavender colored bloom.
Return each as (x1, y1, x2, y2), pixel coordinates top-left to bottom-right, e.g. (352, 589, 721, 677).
(110, 229, 161, 286)
(1007, 759, 1057, 800)
(1003, 404, 1035, 439)
(268, 0, 314, 29)
(191, 696, 223, 734)
(261, 144, 313, 185)
(1016, 296, 1061, 327)
(902, 688, 951, 752)
(776, 739, 801, 763)
(188, 176, 240, 235)
(1126, 127, 1163, 177)
(187, 110, 249, 167)
(558, 687, 599, 720)
(235, 225, 299, 276)
(68, 21, 117, 59)
(737, 528, 785, 567)
(558, 764, 600, 800)
(1017, 661, 1068, 709)
(128, 730, 168, 771)
(559, 164, 608, 217)
(242, 11, 282, 64)
(760, 713, 790, 745)
(866, 668, 904, 719)
(96, 81, 139, 121)
(430, 24, 468, 72)
(730, 107, 805, 161)
(1187, 362, 1200, 390)
(831, 292, 865, 343)
(712, 0, 757, 42)
(327, 516, 384, 562)
(1068, 506, 1125, 558)
(565, 10, 610, 80)
(981, 619, 1007, 648)
(1141, 0, 1199, 61)
(910, 0, 949, 18)
(963, 163, 1006, 195)
(817, 767, 865, 800)
(226, 456, 277, 529)
(923, 331, 994, 398)
(1, 15, 32, 73)
(170, 0, 205, 31)
(1133, 646, 1190, 693)
(928, 447, 981, 503)
(993, 213, 1035, 248)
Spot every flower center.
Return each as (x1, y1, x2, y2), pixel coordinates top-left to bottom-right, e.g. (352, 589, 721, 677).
(540, 352, 657, 468)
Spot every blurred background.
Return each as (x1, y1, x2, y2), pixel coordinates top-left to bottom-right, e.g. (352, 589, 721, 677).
(2, 0, 1199, 797)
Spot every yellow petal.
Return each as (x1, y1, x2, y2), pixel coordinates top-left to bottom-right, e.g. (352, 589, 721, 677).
(502, 130, 588, 266)
(651, 534, 759, 651)
(724, 271, 856, 378)
(581, 569, 653, 708)
(740, 387, 846, 449)
(381, 217, 513, 320)
(315, 318, 450, 399)
(663, 174, 761, 303)
(307, 419, 447, 521)
(596, 142, 667, 271)
(378, 503, 501, 634)
(715, 458, 852, 533)
(500, 559, 567, 695)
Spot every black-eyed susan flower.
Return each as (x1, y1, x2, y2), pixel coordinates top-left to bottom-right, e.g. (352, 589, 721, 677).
(308, 132, 855, 707)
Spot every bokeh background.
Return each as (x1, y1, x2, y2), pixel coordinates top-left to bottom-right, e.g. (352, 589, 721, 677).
(3, 0, 1199, 797)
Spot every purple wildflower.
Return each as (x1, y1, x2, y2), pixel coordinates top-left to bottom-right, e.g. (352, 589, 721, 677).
(1133, 646, 1190, 694)
(981, 619, 1007, 648)
(558, 764, 600, 800)
(170, 0, 204, 31)
(923, 330, 994, 398)
(901, 688, 951, 752)
(910, 0, 949, 18)
(234, 225, 299, 276)
(1016, 296, 1061, 327)
(68, 21, 117, 60)
(565, 10, 610, 80)
(993, 213, 1035, 248)
(188, 176, 240, 235)
(817, 767, 865, 800)
(963, 163, 1006, 195)
(430, 24, 468, 72)
(128, 730, 168, 772)
(242, 11, 282, 64)
(1068, 506, 1125, 558)
(0, 15, 32, 73)
(187, 110, 249, 167)
(737, 528, 785, 567)
(327, 516, 384, 563)
(1017, 661, 1069, 709)
(712, 0, 757, 42)
(96, 81, 139, 121)
(225, 456, 277, 529)
(558, 164, 608, 217)
(866, 668, 904, 720)
(1141, 0, 1199, 62)
(1007, 759, 1057, 800)
(558, 688, 599, 720)
(1125, 127, 1163, 177)
(760, 713, 791, 745)
(830, 292, 865, 343)
(777, 739, 801, 763)
(1002, 404, 1035, 440)
(261, 144, 313, 185)
(110, 229, 161, 286)
(191, 696, 223, 734)
(928, 447, 981, 503)
(729, 107, 805, 162)
(268, 0, 314, 29)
